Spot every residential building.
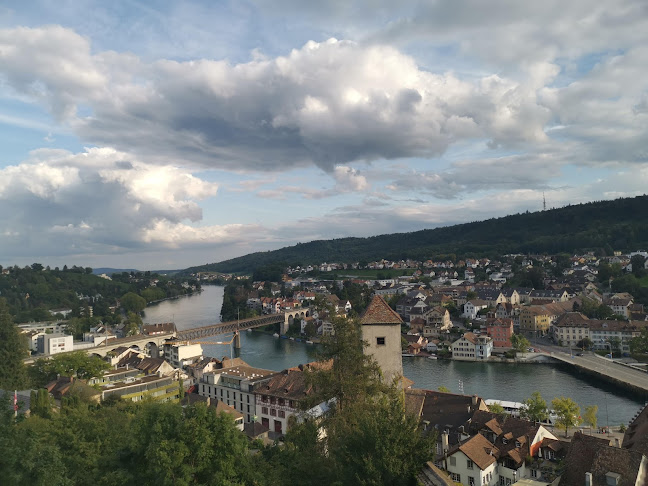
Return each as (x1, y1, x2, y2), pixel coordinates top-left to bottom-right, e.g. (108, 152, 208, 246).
(200, 365, 276, 423)
(37, 333, 73, 355)
(463, 299, 489, 320)
(164, 342, 203, 368)
(486, 318, 513, 348)
(552, 312, 590, 347)
(100, 374, 181, 403)
(255, 362, 331, 435)
(560, 431, 647, 486)
(444, 433, 498, 486)
(519, 306, 552, 338)
(452, 333, 493, 361)
(529, 289, 569, 303)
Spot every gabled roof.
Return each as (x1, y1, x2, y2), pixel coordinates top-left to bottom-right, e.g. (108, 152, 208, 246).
(455, 433, 499, 470)
(561, 432, 644, 486)
(359, 296, 403, 325)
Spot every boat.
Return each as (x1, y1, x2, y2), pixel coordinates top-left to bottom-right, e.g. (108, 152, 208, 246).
(306, 340, 314, 344)
(273, 333, 279, 338)
(427, 354, 438, 360)
(246, 328, 252, 332)
(289, 337, 295, 341)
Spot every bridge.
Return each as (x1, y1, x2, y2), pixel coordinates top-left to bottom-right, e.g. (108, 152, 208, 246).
(32, 309, 313, 360)
(539, 350, 648, 395)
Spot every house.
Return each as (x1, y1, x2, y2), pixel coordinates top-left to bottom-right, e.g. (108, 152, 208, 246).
(623, 402, 648, 459)
(200, 365, 277, 423)
(486, 318, 513, 348)
(255, 362, 332, 436)
(605, 298, 633, 318)
(560, 431, 647, 486)
(519, 306, 552, 338)
(403, 333, 428, 355)
(45, 376, 101, 404)
(552, 312, 590, 347)
(142, 322, 176, 335)
(405, 389, 488, 457)
(444, 433, 498, 486)
(463, 299, 489, 319)
(422, 306, 453, 337)
(529, 289, 569, 303)
(452, 333, 493, 361)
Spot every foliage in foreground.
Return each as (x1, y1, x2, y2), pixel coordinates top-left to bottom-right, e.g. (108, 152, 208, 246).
(1, 315, 434, 485)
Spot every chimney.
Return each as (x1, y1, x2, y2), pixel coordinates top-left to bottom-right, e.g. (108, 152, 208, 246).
(442, 431, 449, 454)
(585, 472, 593, 486)
(472, 395, 478, 407)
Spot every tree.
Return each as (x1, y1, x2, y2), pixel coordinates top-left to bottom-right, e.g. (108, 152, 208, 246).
(552, 397, 582, 437)
(631, 254, 647, 278)
(0, 298, 29, 390)
(29, 352, 110, 387)
(488, 402, 507, 419)
(583, 405, 598, 431)
(576, 337, 593, 350)
(521, 391, 548, 424)
(510, 333, 531, 353)
(630, 327, 648, 354)
(120, 292, 146, 313)
(124, 311, 142, 336)
(29, 388, 54, 419)
(438, 386, 451, 393)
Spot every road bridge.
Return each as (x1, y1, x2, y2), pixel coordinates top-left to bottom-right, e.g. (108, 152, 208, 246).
(541, 350, 648, 395)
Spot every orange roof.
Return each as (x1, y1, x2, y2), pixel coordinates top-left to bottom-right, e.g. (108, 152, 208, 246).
(359, 296, 403, 325)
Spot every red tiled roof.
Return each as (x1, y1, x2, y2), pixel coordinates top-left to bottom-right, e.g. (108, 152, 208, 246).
(359, 296, 403, 325)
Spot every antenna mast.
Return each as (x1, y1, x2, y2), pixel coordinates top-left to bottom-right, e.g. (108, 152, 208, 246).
(543, 192, 546, 211)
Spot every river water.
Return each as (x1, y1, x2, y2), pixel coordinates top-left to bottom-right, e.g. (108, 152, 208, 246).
(143, 285, 646, 425)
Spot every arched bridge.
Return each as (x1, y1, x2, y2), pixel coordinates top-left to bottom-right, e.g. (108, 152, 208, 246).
(176, 309, 311, 341)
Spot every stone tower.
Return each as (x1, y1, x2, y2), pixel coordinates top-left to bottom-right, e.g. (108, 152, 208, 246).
(359, 295, 404, 384)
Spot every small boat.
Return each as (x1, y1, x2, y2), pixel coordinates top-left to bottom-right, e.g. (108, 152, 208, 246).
(295, 338, 302, 342)
(306, 340, 314, 344)
(280, 335, 289, 339)
(427, 355, 438, 360)
(273, 333, 279, 338)
(246, 329, 252, 332)
(289, 337, 295, 341)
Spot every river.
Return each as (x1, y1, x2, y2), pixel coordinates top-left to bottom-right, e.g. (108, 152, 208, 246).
(143, 285, 646, 425)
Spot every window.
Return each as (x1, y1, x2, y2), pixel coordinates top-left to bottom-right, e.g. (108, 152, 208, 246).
(467, 459, 474, 469)
(531, 469, 537, 478)
(262, 407, 268, 414)
(279, 410, 285, 418)
(450, 473, 461, 482)
(449, 457, 456, 466)
(220, 389, 223, 397)
(377, 337, 386, 346)
(499, 477, 505, 486)
(247, 395, 250, 403)
(270, 408, 277, 416)
(469, 477, 475, 486)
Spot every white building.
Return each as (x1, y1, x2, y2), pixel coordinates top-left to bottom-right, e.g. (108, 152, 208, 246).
(452, 333, 493, 361)
(463, 300, 489, 319)
(199, 365, 276, 423)
(445, 433, 498, 486)
(37, 333, 73, 355)
(164, 342, 203, 368)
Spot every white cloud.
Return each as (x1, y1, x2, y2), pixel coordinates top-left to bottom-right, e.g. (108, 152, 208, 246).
(0, 26, 555, 172)
(0, 147, 246, 261)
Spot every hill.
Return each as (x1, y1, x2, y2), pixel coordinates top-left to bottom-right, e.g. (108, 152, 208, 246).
(184, 195, 648, 274)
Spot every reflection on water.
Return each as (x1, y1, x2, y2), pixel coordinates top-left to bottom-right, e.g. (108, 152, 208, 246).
(143, 285, 646, 424)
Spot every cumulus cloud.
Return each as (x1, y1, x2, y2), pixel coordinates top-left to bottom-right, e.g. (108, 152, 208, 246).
(0, 147, 262, 260)
(0, 26, 555, 172)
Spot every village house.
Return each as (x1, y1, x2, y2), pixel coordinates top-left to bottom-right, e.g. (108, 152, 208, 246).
(463, 299, 489, 320)
(452, 333, 494, 361)
(486, 318, 514, 348)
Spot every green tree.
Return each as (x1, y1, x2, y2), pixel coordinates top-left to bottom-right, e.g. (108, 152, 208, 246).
(29, 352, 110, 387)
(552, 397, 582, 437)
(29, 388, 54, 419)
(521, 391, 548, 424)
(0, 298, 29, 390)
(631, 254, 647, 278)
(630, 327, 648, 354)
(438, 386, 451, 393)
(510, 333, 531, 353)
(124, 311, 142, 336)
(583, 405, 598, 431)
(488, 402, 507, 419)
(120, 292, 146, 313)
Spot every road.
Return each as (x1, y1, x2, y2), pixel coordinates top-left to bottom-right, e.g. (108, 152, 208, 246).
(531, 340, 648, 394)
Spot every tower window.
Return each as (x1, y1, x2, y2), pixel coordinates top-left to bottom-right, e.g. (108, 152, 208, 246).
(377, 337, 386, 346)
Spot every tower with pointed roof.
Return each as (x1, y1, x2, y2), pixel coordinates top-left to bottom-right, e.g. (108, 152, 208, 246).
(359, 295, 404, 384)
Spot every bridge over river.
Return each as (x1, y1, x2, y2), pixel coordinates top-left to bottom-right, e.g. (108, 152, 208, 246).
(535, 350, 648, 395)
(29, 309, 312, 360)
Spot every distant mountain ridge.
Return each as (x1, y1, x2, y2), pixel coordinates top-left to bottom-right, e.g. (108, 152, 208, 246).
(184, 195, 648, 275)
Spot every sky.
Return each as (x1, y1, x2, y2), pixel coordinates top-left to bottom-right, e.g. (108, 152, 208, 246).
(1, 1, 647, 270)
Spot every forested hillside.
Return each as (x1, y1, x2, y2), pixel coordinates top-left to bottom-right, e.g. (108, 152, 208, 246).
(0, 265, 198, 323)
(186, 195, 648, 274)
